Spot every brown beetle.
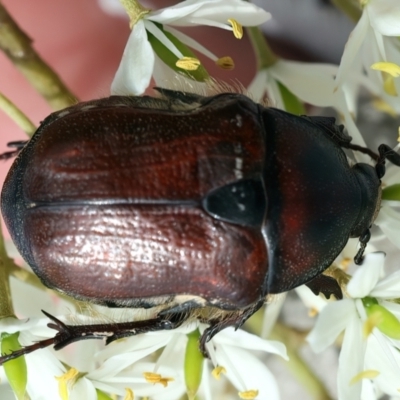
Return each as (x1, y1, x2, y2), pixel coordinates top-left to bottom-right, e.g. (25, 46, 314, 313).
(0, 88, 399, 363)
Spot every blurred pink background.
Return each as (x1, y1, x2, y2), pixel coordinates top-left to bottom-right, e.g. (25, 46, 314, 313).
(0, 0, 350, 178)
(0, 0, 262, 211)
(0, 0, 257, 147)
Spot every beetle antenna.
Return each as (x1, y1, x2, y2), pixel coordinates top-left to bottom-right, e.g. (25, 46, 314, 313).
(344, 143, 380, 161)
(342, 142, 400, 179)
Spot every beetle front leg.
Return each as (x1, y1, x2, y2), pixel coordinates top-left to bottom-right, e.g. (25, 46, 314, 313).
(354, 228, 371, 265)
(306, 274, 343, 299)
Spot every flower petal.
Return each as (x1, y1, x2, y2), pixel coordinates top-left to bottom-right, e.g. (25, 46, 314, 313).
(69, 378, 97, 400)
(365, 331, 400, 396)
(347, 252, 385, 298)
(269, 60, 337, 107)
(367, 0, 400, 36)
(210, 327, 288, 360)
(18, 332, 65, 400)
(307, 299, 356, 353)
(247, 69, 269, 103)
(149, 0, 270, 27)
(374, 204, 400, 250)
(261, 294, 286, 338)
(295, 285, 328, 313)
(337, 315, 365, 400)
(370, 269, 400, 299)
(215, 345, 280, 400)
(335, 11, 369, 89)
(111, 20, 154, 95)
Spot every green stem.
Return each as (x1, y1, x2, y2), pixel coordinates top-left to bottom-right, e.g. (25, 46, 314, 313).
(0, 227, 14, 318)
(246, 26, 278, 70)
(0, 92, 36, 136)
(0, 3, 77, 110)
(330, 0, 362, 23)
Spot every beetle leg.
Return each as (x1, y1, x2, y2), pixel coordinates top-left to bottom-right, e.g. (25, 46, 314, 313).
(199, 299, 265, 357)
(354, 229, 371, 265)
(0, 140, 28, 160)
(105, 311, 190, 344)
(0, 310, 193, 365)
(305, 274, 343, 299)
(375, 144, 400, 179)
(43, 310, 189, 349)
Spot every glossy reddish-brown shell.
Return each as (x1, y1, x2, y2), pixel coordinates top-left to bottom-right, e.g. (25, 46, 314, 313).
(2, 94, 268, 309)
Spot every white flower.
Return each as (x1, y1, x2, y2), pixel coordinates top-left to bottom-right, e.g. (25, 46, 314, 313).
(1, 309, 287, 400)
(201, 325, 288, 400)
(374, 155, 400, 251)
(307, 252, 400, 400)
(0, 316, 66, 399)
(111, 0, 271, 95)
(247, 59, 370, 148)
(335, 0, 400, 112)
(61, 321, 287, 400)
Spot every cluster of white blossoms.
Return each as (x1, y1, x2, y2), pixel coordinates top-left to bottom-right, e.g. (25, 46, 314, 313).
(2, 1, 400, 400)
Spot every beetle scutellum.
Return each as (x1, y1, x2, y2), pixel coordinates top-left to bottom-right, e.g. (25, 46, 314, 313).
(0, 88, 399, 363)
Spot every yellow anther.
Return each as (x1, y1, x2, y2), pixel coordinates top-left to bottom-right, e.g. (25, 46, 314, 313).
(308, 307, 318, 317)
(371, 62, 400, 77)
(143, 372, 174, 387)
(228, 18, 243, 39)
(55, 368, 79, 400)
(123, 388, 134, 400)
(119, 0, 151, 28)
(372, 99, 397, 118)
(383, 75, 397, 96)
(212, 365, 227, 380)
(371, 62, 400, 96)
(176, 57, 201, 71)
(350, 370, 379, 385)
(238, 389, 259, 399)
(398, 127, 400, 142)
(216, 56, 235, 70)
(339, 257, 352, 271)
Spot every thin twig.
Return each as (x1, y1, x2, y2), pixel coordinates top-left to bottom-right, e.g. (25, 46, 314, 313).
(0, 92, 36, 136)
(0, 3, 77, 110)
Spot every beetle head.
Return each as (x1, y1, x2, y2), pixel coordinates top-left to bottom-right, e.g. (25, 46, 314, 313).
(350, 163, 381, 238)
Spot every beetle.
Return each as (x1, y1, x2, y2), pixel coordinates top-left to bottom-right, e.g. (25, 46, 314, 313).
(0, 88, 399, 364)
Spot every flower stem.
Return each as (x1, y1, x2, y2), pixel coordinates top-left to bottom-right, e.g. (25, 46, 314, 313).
(330, 0, 362, 23)
(246, 27, 278, 70)
(0, 92, 36, 136)
(0, 4, 77, 110)
(0, 227, 14, 318)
